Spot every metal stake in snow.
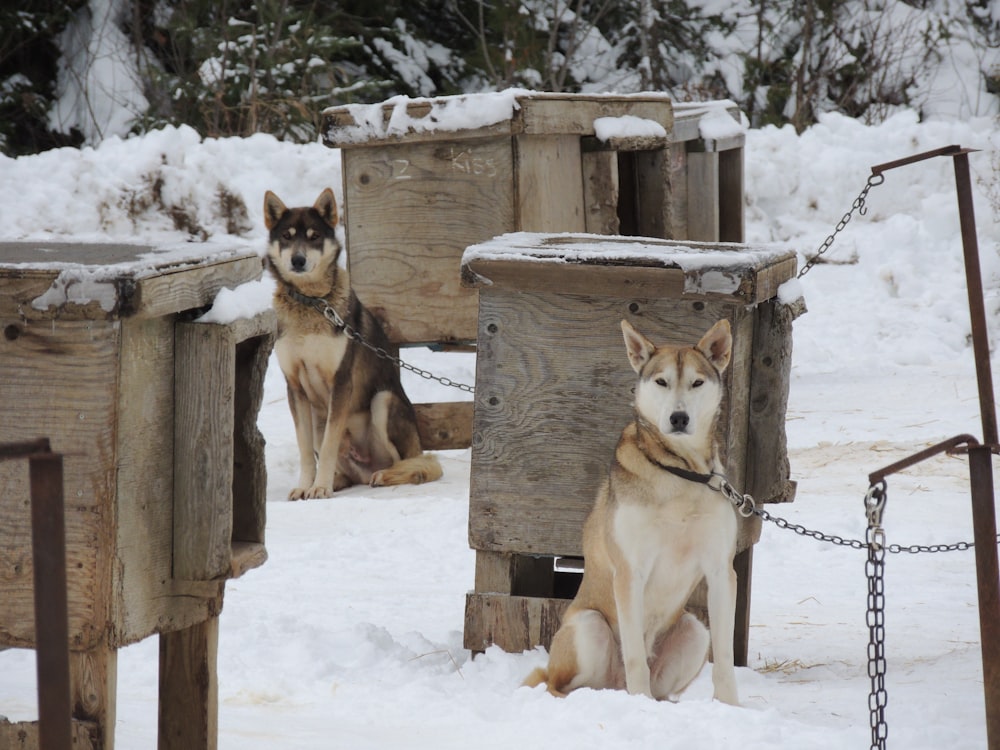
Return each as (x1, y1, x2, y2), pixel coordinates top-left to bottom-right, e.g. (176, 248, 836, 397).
(868, 145, 1000, 750)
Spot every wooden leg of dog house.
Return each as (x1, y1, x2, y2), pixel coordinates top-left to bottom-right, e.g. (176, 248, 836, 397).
(70, 647, 117, 750)
(158, 617, 219, 750)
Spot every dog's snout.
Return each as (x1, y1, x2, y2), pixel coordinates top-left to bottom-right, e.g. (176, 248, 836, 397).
(669, 411, 690, 432)
(291, 252, 307, 271)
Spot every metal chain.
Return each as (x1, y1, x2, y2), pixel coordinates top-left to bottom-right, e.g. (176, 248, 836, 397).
(711, 474, 997, 552)
(316, 299, 475, 393)
(798, 172, 885, 279)
(865, 482, 889, 750)
(711, 473, 1000, 750)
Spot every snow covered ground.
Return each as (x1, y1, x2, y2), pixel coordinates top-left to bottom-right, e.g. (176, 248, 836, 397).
(1, 106, 999, 748)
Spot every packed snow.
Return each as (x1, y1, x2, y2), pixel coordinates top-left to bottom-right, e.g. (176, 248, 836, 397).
(1, 104, 999, 749)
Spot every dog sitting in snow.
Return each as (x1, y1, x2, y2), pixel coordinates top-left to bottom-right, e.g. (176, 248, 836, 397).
(525, 319, 739, 705)
(264, 188, 442, 499)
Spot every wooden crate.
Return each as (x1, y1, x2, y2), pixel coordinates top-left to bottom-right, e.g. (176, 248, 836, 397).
(0, 243, 274, 750)
(322, 93, 745, 449)
(460, 233, 797, 664)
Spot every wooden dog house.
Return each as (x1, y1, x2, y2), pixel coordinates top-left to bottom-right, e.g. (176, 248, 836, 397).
(0, 243, 274, 749)
(322, 92, 746, 450)
(460, 233, 798, 664)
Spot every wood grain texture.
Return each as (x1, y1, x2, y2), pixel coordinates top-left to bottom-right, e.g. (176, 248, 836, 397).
(0, 318, 118, 649)
(687, 150, 720, 242)
(113, 316, 225, 646)
(0, 719, 98, 750)
(343, 139, 515, 344)
(173, 321, 236, 581)
(469, 290, 749, 556)
(70, 647, 117, 750)
(746, 300, 797, 504)
(463, 592, 570, 654)
(581, 150, 620, 235)
(158, 617, 219, 750)
(413, 401, 473, 451)
(0, 250, 262, 322)
(514, 134, 586, 233)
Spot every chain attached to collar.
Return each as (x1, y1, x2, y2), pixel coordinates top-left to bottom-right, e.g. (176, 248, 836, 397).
(290, 289, 475, 394)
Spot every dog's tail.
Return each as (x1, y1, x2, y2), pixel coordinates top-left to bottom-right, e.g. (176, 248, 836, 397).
(522, 667, 567, 697)
(523, 667, 548, 689)
(370, 453, 443, 487)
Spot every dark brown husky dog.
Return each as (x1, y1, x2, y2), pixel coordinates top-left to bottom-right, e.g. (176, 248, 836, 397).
(264, 188, 442, 499)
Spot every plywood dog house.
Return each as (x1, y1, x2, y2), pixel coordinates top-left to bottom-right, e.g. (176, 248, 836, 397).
(0, 243, 274, 749)
(460, 233, 798, 664)
(322, 91, 746, 450)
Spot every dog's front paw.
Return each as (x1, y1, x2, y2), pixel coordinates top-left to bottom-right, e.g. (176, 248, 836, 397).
(288, 485, 334, 500)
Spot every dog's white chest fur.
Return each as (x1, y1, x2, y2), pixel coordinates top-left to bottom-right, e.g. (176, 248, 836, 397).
(612, 481, 736, 632)
(275, 332, 347, 409)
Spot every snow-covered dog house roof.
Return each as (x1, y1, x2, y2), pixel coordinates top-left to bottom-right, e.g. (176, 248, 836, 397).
(321, 91, 748, 348)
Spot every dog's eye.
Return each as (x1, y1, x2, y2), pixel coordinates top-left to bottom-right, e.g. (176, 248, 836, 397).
(655, 377, 668, 387)
(692, 379, 705, 388)
(282, 229, 294, 240)
(306, 229, 317, 240)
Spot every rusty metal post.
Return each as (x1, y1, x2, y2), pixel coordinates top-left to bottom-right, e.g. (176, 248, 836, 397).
(870, 145, 1000, 749)
(952, 150, 1000, 750)
(29, 448, 73, 750)
(969, 444, 1000, 745)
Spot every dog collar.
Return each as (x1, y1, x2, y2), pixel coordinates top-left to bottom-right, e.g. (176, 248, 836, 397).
(634, 416, 716, 485)
(286, 288, 346, 331)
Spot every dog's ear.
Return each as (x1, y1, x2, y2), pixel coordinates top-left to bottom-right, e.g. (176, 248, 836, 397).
(314, 188, 339, 228)
(696, 319, 732, 373)
(621, 319, 656, 374)
(263, 191, 286, 231)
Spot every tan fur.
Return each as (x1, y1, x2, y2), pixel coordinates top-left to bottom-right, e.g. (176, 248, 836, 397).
(265, 188, 442, 499)
(524, 319, 740, 705)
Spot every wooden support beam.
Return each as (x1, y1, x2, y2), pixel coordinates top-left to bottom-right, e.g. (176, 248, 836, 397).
(70, 647, 117, 750)
(158, 617, 219, 750)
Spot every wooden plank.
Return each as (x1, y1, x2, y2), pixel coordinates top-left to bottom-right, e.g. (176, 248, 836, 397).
(687, 150, 720, 242)
(666, 143, 689, 240)
(0, 719, 98, 750)
(0, 248, 262, 321)
(231, 319, 274, 550)
(461, 234, 798, 305)
(469, 291, 747, 556)
(113, 316, 226, 645)
(173, 321, 235, 581)
(514, 133, 586, 233)
(323, 93, 675, 148)
(230, 542, 268, 579)
(719, 147, 745, 243)
(0, 318, 118, 650)
(343, 139, 515, 344)
(745, 300, 798, 504)
(581, 150, 620, 235)
(70, 647, 117, 750)
(632, 149, 670, 239)
(515, 96, 673, 136)
(131, 256, 263, 320)
(158, 617, 219, 750)
(464, 592, 571, 653)
(414, 401, 473, 451)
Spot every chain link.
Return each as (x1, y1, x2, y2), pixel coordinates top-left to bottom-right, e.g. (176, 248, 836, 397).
(798, 172, 885, 279)
(317, 300, 475, 394)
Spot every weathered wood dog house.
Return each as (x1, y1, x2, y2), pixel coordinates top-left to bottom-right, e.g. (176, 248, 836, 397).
(461, 233, 797, 665)
(0, 244, 274, 749)
(322, 92, 746, 449)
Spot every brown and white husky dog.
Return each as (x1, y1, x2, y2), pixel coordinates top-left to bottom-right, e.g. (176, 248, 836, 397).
(525, 319, 739, 705)
(264, 188, 442, 499)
